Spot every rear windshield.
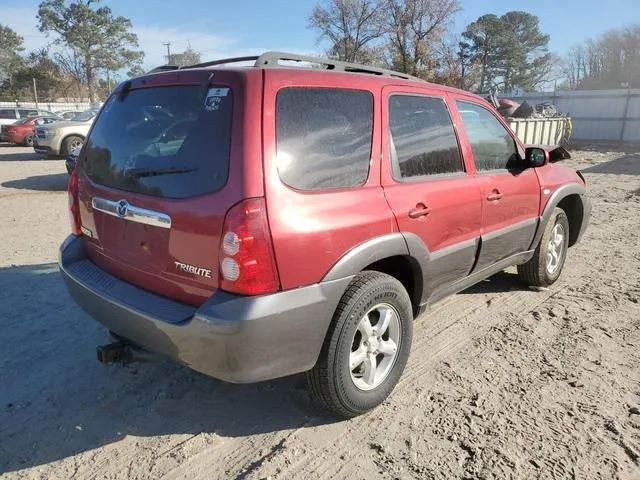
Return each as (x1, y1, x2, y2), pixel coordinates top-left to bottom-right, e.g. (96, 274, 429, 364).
(83, 85, 233, 198)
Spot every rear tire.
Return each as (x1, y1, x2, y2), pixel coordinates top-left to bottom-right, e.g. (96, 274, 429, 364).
(517, 208, 569, 287)
(61, 135, 83, 157)
(306, 271, 413, 418)
(23, 135, 34, 147)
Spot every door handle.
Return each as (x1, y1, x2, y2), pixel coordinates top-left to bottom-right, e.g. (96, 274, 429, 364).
(487, 190, 503, 201)
(408, 203, 432, 219)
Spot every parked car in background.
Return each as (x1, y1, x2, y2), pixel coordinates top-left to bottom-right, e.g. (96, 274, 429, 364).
(59, 52, 591, 418)
(0, 107, 61, 127)
(33, 108, 99, 157)
(56, 110, 84, 120)
(0, 116, 61, 146)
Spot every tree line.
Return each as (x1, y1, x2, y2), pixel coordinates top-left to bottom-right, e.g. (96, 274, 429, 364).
(1, 0, 638, 104)
(562, 25, 640, 90)
(309, 0, 553, 92)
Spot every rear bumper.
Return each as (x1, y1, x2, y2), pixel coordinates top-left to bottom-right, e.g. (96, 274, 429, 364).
(59, 235, 351, 383)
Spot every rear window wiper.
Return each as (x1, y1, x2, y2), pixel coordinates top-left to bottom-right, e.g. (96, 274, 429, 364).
(125, 166, 198, 178)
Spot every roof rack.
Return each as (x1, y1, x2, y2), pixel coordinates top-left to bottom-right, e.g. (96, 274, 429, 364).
(148, 51, 423, 82)
(147, 65, 180, 73)
(253, 52, 424, 81)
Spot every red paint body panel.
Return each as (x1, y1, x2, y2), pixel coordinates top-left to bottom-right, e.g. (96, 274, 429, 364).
(262, 70, 396, 290)
(534, 162, 586, 214)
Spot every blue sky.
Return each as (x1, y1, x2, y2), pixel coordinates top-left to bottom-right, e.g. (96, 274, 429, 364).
(2, 0, 638, 71)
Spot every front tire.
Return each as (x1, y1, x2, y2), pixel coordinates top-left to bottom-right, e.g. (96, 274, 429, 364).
(518, 207, 570, 287)
(306, 271, 413, 418)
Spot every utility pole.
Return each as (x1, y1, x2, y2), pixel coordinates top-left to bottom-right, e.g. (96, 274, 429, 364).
(164, 42, 172, 63)
(32, 78, 39, 109)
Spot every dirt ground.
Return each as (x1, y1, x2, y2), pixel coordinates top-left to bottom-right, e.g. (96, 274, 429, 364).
(0, 144, 639, 480)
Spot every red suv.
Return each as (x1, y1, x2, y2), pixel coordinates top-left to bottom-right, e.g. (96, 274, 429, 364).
(59, 52, 590, 417)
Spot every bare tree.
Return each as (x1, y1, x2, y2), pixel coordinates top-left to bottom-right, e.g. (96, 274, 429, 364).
(167, 45, 202, 67)
(309, 0, 387, 62)
(563, 25, 640, 89)
(385, 0, 460, 78)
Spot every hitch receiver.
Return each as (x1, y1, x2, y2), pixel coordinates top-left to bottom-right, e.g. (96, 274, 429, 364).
(96, 341, 132, 364)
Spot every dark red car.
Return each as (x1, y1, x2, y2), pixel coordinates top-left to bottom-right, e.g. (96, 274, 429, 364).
(59, 52, 590, 417)
(1, 116, 60, 146)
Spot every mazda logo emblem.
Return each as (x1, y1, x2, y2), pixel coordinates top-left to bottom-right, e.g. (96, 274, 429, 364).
(117, 199, 129, 218)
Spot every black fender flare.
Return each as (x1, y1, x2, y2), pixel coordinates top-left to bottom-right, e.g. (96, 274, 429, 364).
(529, 183, 586, 250)
(322, 233, 411, 282)
(322, 233, 430, 311)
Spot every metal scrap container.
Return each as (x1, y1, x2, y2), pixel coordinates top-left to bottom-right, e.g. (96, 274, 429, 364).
(507, 117, 570, 145)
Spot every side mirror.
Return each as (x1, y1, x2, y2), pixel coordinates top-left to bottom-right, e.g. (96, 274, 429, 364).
(525, 147, 547, 167)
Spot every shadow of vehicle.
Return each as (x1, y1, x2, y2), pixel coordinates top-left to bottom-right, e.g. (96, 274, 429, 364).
(581, 154, 640, 176)
(0, 263, 334, 475)
(461, 271, 529, 295)
(1, 173, 68, 192)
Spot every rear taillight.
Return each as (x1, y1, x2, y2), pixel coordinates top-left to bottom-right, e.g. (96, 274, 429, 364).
(68, 169, 83, 236)
(219, 198, 279, 295)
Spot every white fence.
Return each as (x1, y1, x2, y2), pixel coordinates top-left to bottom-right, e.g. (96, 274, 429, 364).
(0, 101, 93, 113)
(501, 89, 640, 142)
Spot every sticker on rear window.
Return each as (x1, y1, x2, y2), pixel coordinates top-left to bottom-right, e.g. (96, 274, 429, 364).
(207, 87, 229, 97)
(205, 88, 229, 111)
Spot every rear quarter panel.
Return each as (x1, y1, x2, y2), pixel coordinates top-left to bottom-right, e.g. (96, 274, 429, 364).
(262, 71, 396, 289)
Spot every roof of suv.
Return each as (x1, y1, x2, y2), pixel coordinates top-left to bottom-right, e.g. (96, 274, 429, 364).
(144, 51, 484, 100)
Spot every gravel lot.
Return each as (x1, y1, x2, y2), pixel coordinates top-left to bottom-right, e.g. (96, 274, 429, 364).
(1, 144, 639, 479)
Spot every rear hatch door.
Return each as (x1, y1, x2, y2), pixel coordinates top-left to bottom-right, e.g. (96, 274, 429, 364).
(77, 71, 240, 306)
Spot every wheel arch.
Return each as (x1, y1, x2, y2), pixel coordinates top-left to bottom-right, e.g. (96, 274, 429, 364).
(529, 183, 586, 250)
(322, 233, 425, 317)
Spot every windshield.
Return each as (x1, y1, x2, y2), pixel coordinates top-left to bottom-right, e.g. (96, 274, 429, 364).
(83, 85, 233, 198)
(71, 109, 98, 122)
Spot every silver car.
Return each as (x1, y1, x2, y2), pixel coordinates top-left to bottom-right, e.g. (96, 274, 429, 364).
(33, 109, 98, 156)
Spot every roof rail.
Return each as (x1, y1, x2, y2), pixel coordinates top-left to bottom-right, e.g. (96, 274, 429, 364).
(149, 51, 423, 82)
(254, 51, 424, 82)
(185, 55, 260, 69)
(147, 65, 180, 73)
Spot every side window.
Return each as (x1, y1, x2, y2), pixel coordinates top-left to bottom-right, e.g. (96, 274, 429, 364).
(276, 88, 373, 190)
(0, 109, 16, 119)
(18, 109, 38, 118)
(388, 94, 463, 180)
(34, 118, 45, 125)
(456, 101, 520, 171)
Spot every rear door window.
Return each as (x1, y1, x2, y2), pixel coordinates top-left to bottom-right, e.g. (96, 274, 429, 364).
(276, 88, 373, 190)
(389, 94, 463, 180)
(0, 109, 16, 119)
(83, 85, 233, 198)
(18, 109, 38, 117)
